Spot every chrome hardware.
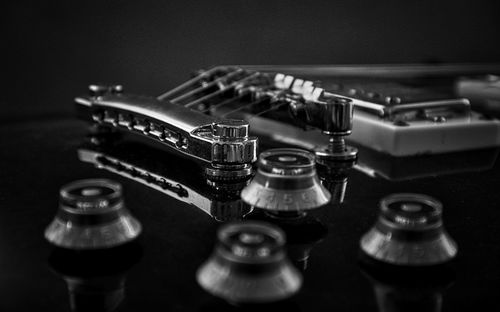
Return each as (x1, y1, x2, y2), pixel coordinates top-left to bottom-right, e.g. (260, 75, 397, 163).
(316, 160, 354, 204)
(175, 67, 359, 162)
(45, 179, 142, 249)
(360, 193, 458, 266)
(241, 148, 331, 214)
(290, 95, 358, 161)
(193, 65, 500, 156)
(212, 119, 249, 138)
(76, 85, 258, 180)
(355, 97, 471, 122)
(89, 84, 124, 97)
(79, 65, 500, 160)
(210, 120, 256, 166)
(84, 152, 189, 198)
(208, 198, 252, 223)
(290, 96, 354, 135)
(196, 222, 302, 304)
(78, 142, 253, 222)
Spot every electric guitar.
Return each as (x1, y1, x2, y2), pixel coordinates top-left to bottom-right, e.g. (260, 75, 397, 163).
(2, 64, 500, 311)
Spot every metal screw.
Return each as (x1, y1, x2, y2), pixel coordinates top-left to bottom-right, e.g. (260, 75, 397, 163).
(314, 97, 358, 161)
(88, 84, 124, 97)
(328, 136, 346, 153)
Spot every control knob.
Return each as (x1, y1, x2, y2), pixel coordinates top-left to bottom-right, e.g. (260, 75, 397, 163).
(197, 222, 302, 304)
(240, 148, 331, 215)
(45, 179, 142, 249)
(360, 193, 458, 266)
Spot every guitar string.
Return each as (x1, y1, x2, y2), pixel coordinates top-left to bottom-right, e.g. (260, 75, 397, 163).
(156, 67, 220, 101)
(158, 67, 289, 121)
(246, 101, 290, 121)
(169, 69, 245, 104)
(198, 93, 249, 113)
(216, 98, 270, 119)
(181, 72, 261, 108)
(157, 67, 238, 101)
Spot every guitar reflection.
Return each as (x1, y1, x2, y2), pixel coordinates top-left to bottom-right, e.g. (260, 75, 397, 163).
(48, 242, 142, 312)
(78, 137, 252, 222)
(359, 254, 455, 312)
(247, 209, 328, 271)
(316, 159, 355, 205)
(353, 144, 499, 181)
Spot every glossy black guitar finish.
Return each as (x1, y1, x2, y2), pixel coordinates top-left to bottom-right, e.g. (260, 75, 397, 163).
(1, 118, 500, 311)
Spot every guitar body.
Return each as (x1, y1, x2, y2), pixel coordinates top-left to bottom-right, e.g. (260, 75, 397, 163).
(2, 115, 500, 311)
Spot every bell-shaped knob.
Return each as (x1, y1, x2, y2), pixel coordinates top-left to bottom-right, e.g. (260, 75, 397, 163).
(360, 193, 458, 266)
(240, 148, 331, 213)
(196, 221, 302, 304)
(45, 179, 142, 249)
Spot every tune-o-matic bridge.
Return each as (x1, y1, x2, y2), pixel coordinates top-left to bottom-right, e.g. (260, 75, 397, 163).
(75, 84, 258, 180)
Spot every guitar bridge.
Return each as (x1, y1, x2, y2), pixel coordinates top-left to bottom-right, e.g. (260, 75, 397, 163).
(75, 84, 258, 180)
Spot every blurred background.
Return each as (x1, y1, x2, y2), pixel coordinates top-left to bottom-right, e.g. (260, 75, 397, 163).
(4, 0, 500, 123)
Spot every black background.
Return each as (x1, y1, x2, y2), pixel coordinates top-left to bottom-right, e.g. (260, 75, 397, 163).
(4, 0, 500, 122)
(2, 2, 500, 309)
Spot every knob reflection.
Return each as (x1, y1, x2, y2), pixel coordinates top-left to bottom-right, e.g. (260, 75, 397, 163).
(48, 242, 142, 312)
(316, 159, 355, 206)
(198, 298, 300, 312)
(359, 254, 455, 312)
(206, 179, 253, 222)
(247, 209, 328, 271)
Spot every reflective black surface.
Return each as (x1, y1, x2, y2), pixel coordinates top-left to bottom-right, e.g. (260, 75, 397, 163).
(1, 119, 499, 310)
